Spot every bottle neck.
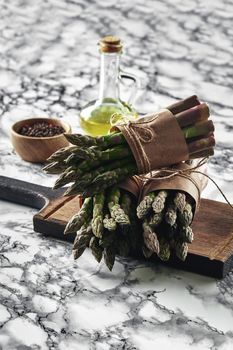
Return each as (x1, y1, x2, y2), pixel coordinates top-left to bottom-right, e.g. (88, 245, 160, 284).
(98, 52, 121, 101)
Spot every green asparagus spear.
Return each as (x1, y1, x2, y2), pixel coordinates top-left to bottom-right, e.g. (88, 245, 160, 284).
(148, 212, 163, 228)
(173, 192, 186, 212)
(142, 220, 160, 254)
(107, 187, 130, 225)
(178, 202, 193, 227)
(63, 157, 134, 195)
(73, 225, 92, 250)
(103, 214, 117, 231)
(91, 192, 105, 238)
(167, 95, 200, 116)
(72, 226, 92, 260)
(46, 145, 83, 163)
(165, 204, 177, 226)
(180, 226, 194, 243)
(104, 246, 116, 271)
(182, 120, 214, 140)
(142, 244, 153, 258)
(152, 191, 168, 213)
(137, 192, 156, 219)
(53, 166, 77, 189)
(89, 236, 103, 263)
(64, 197, 92, 234)
(64, 133, 99, 147)
(64, 131, 126, 148)
(83, 163, 137, 197)
(65, 147, 102, 163)
(43, 161, 67, 174)
(175, 241, 189, 261)
(158, 237, 171, 261)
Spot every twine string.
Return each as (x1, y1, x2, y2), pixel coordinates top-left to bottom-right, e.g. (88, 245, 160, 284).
(110, 115, 233, 210)
(110, 111, 158, 143)
(190, 170, 233, 210)
(139, 157, 233, 210)
(110, 112, 158, 172)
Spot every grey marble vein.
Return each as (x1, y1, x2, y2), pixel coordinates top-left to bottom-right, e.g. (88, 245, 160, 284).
(0, 0, 233, 349)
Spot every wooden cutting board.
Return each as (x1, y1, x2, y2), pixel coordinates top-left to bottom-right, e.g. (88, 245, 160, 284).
(0, 175, 232, 279)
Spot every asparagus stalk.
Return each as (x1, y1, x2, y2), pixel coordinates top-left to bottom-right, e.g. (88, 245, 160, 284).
(89, 236, 103, 263)
(158, 237, 171, 261)
(142, 244, 153, 258)
(176, 103, 209, 128)
(167, 95, 200, 115)
(65, 147, 102, 163)
(64, 197, 92, 234)
(178, 202, 193, 227)
(64, 131, 126, 148)
(83, 163, 137, 198)
(43, 161, 67, 174)
(59, 157, 134, 192)
(152, 191, 168, 213)
(137, 192, 156, 219)
(188, 135, 215, 154)
(103, 214, 117, 231)
(182, 120, 214, 140)
(189, 147, 214, 159)
(72, 225, 92, 259)
(165, 203, 177, 226)
(148, 212, 163, 228)
(180, 226, 194, 243)
(107, 187, 130, 225)
(175, 241, 189, 261)
(142, 220, 160, 254)
(104, 246, 116, 271)
(91, 192, 105, 238)
(46, 146, 76, 162)
(173, 192, 186, 212)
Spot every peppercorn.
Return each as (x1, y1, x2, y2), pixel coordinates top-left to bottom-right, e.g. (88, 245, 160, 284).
(19, 121, 65, 137)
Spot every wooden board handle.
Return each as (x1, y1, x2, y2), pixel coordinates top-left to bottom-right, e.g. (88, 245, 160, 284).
(0, 175, 64, 210)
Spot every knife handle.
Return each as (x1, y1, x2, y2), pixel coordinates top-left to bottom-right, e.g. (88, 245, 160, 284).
(0, 175, 65, 209)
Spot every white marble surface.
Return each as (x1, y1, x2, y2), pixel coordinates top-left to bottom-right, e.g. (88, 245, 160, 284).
(0, 0, 233, 349)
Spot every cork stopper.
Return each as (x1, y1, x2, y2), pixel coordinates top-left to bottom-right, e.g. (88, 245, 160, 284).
(99, 36, 123, 53)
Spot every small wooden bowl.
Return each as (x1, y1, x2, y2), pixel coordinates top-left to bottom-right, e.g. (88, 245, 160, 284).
(11, 118, 71, 163)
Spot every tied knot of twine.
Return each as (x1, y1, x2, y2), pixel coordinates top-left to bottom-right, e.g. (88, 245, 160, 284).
(110, 112, 155, 143)
(110, 112, 160, 172)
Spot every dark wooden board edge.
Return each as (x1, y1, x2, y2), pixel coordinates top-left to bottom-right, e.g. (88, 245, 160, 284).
(150, 253, 226, 279)
(33, 213, 229, 279)
(33, 214, 76, 243)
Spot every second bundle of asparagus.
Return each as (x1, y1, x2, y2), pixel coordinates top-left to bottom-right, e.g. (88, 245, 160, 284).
(137, 158, 208, 262)
(44, 95, 215, 198)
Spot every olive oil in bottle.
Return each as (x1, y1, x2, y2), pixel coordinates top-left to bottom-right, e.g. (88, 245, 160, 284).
(79, 36, 138, 136)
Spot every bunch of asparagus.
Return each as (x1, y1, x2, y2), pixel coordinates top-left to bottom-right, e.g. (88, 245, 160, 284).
(44, 95, 215, 198)
(137, 189, 194, 262)
(64, 186, 141, 271)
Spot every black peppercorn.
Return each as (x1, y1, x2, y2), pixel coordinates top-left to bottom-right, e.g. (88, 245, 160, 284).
(19, 121, 65, 137)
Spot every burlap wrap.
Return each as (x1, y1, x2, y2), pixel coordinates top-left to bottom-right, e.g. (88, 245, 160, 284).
(140, 161, 208, 214)
(113, 109, 189, 174)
